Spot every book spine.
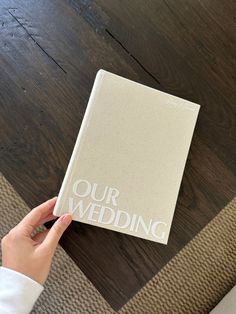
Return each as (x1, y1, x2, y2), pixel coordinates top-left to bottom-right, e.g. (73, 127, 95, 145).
(53, 69, 106, 216)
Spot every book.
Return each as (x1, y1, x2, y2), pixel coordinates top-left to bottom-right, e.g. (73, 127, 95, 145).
(53, 69, 200, 244)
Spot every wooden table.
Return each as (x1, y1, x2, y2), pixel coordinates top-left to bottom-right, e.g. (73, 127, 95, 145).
(1, 0, 236, 310)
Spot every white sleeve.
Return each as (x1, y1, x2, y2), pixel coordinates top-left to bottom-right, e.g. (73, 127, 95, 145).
(0, 266, 44, 314)
(210, 285, 236, 314)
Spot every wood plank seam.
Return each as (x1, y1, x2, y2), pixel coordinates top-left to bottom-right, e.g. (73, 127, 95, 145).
(8, 9, 67, 74)
(105, 28, 162, 86)
(66, 0, 162, 85)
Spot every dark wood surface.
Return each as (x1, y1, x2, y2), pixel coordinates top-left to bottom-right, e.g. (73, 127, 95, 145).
(0, 0, 236, 310)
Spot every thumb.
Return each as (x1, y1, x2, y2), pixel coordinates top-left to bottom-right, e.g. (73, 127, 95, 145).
(42, 214, 72, 253)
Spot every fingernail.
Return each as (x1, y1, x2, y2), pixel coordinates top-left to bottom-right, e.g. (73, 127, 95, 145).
(49, 196, 57, 203)
(60, 214, 72, 225)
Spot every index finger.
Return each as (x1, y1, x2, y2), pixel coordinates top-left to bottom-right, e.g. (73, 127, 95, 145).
(17, 197, 58, 235)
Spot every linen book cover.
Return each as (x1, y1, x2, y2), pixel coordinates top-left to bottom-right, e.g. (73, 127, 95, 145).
(53, 69, 200, 244)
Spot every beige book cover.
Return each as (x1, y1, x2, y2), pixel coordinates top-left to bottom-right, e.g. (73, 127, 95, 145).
(53, 70, 200, 244)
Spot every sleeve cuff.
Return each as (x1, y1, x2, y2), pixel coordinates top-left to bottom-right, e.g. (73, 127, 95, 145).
(210, 285, 236, 314)
(0, 266, 44, 314)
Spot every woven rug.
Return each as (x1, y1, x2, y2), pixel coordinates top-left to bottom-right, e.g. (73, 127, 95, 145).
(0, 173, 235, 314)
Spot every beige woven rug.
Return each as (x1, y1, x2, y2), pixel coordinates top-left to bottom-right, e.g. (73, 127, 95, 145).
(0, 173, 235, 313)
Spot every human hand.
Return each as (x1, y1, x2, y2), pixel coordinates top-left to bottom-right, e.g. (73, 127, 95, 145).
(1, 197, 72, 285)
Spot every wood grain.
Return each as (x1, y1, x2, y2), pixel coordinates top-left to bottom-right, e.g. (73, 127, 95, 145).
(0, 0, 236, 310)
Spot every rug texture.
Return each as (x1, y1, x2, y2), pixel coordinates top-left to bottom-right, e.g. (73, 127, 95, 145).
(0, 173, 235, 314)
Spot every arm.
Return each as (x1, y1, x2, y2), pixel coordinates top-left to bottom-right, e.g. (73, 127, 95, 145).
(0, 197, 72, 314)
(0, 267, 43, 314)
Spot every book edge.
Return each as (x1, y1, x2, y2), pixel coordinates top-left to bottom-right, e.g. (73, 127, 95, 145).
(164, 105, 200, 245)
(53, 69, 106, 216)
(102, 70, 201, 109)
